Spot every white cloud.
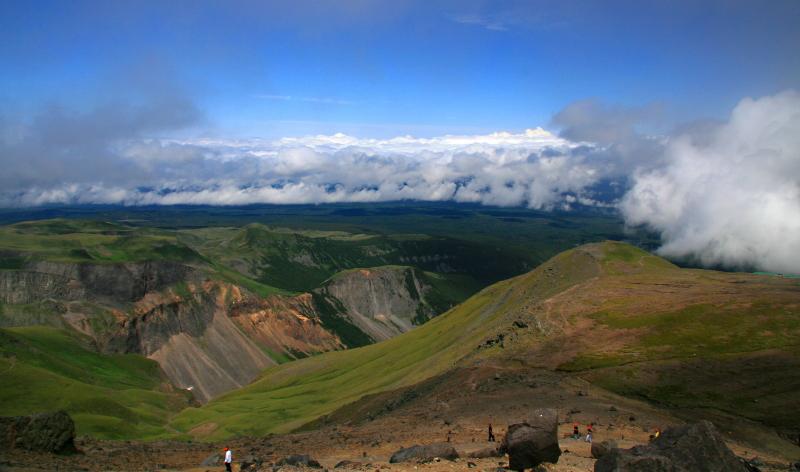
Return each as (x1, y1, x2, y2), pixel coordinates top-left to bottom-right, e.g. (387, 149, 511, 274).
(3, 90, 799, 273)
(621, 91, 800, 274)
(2, 126, 608, 211)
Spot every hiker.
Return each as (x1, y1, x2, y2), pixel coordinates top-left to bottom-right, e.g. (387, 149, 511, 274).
(446, 430, 453, 442)
(572, 423, 580, 439)
(488, 423, 495, 442)
(223, 447, 232, 472)
(585, 423, 593, 443)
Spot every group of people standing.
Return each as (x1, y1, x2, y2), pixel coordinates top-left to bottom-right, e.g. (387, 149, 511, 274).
(572, 423, 593, 442)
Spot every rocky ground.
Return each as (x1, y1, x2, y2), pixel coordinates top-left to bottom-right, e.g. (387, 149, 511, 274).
(2, 367, 798, 471)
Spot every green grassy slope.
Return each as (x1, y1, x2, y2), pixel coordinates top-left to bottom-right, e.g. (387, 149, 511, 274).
(0, 219, 203, 265)
(0, 327, 192, 439)
(169, 245, 603, 439)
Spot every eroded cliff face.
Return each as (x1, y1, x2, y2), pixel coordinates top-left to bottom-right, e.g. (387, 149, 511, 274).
(0, 270, 85, 304)
(109, 282, 276, 403)
(0, 260, 194, 304)
(314, 267, 435, 341)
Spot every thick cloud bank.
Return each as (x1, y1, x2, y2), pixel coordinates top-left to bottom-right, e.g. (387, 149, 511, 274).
(621, 91, 800, 273)
(0, 121, 611, 209)
(1, 91, 798, 273)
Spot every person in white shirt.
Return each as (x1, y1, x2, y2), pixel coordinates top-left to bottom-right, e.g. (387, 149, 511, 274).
(223, 447, 232, 472)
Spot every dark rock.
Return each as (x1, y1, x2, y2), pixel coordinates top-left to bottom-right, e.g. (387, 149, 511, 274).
(277, 454, 323, 468)
(0, 411, 76, 453)
(389, 443, 459, 463)
(334, 460, 365, 469)
(594, 421, 751, 472)
(468, 446, 503, 458)
(590, 440, 618, 459)
(467, 462, 477, 468)
(500, 409, 561, 471)
(608, 406, 617, 412)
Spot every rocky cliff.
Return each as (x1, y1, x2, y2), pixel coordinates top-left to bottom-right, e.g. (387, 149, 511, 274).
(106, 282, 276, 403)
(0, 260, 195, 304)
(314, 266, 435, 341)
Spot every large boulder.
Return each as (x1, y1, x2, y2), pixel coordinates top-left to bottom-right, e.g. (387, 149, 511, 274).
(389, 443, 459, 463)
(591, 440, 618, 459)
(500, 409, 561, 471)
(277, 454, 323, 468)
(0, 411, 75, 454)
(594, 421, 750, 472)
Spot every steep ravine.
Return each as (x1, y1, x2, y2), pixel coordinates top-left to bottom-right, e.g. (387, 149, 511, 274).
(0, 262, 449, 403)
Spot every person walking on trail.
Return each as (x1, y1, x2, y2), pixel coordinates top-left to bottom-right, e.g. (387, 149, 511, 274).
(223, 447, 232, 472)
(585, 423, 593, 443)
(488, 423, 495, 442)
(572, 423, 580, 439)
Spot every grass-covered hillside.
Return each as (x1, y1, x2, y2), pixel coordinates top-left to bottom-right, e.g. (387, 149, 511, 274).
(0, 327, 192, 439)
(0, 219, 203, 266)
(177, 223, 526, 293)
(171, 241, 800, 441)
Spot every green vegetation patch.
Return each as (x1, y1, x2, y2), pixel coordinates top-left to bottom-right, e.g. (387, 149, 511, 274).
(0, 327, 190, 439)
(560, 301, 800, 371)
(0, 219, 204, 264)
(582, 351, 800, 432)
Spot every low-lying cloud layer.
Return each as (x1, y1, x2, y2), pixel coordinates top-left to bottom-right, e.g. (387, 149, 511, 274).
(621, 91, 800, 274)
(1, 91, 798, 273)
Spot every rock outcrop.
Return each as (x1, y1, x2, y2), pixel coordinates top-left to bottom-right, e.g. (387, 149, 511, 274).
(389, 443, 459, 463)
(501, 409, 561, 471)
(0, 411, 76, 454)
(594, 421, 750, 472)
(591, 440, 618, 459)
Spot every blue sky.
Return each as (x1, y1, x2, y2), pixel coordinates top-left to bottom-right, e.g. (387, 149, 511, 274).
(1, 0, 798, 138)
(1, 1, 799, 272)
